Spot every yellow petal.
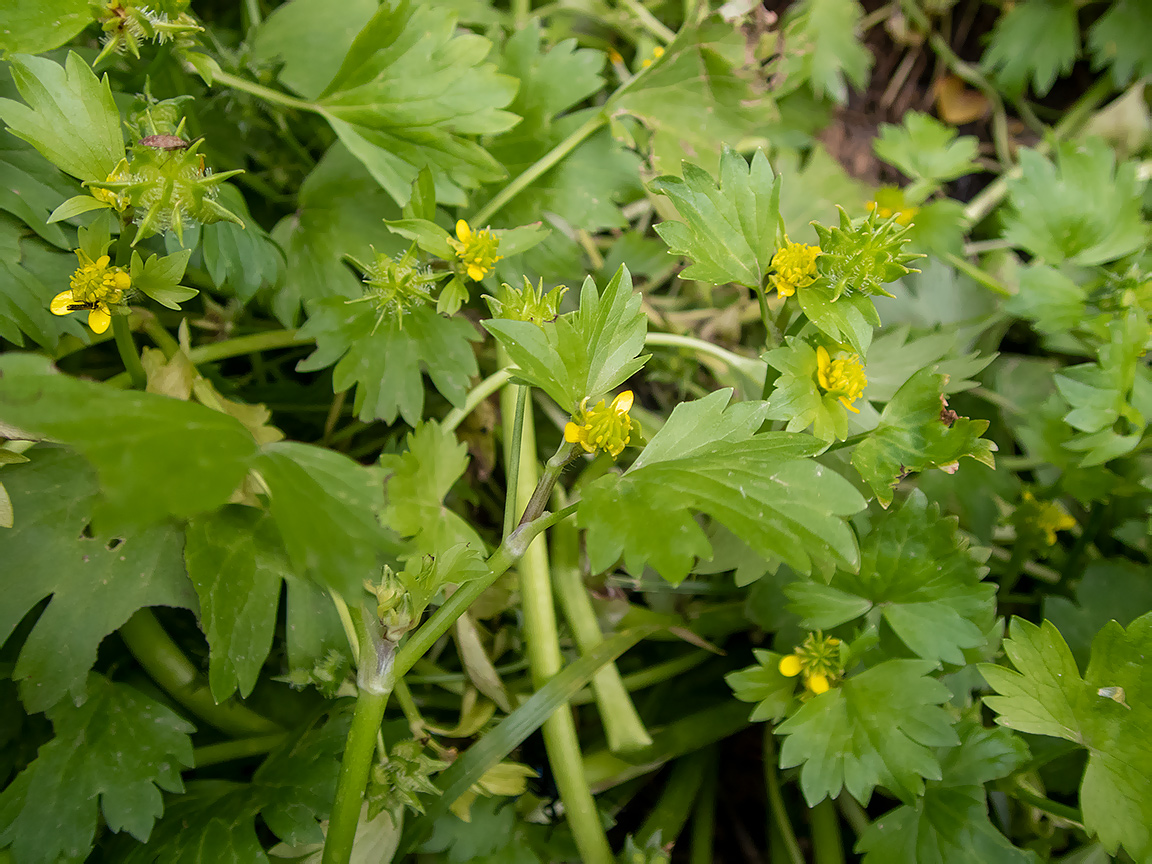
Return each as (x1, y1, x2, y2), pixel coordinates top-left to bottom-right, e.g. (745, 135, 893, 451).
(50, 290, 76, 315)
(112, 271, 131, 291)
(816, 346, 832, 390)
(840, 396, 861, 414)
(612, 390, 634, 413)
(95, 255, 111, 268)
(455, 219, 471, 244)
(88, 305, 112, 334)
(778, 654, 802, 678)
(806, 673, 830, 695)
(564, 421, 582, 444)
(467, 263, 486, 281)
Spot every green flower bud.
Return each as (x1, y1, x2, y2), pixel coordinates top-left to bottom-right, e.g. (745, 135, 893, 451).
(484, 277, 567, 325)
(368, 740, 449, 818)
(356, 245, 440, 328)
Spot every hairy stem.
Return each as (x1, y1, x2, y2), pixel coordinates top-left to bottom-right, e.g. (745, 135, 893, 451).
(118, 610, 284, 737)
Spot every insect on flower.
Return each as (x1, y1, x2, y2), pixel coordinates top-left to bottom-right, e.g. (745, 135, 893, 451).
(138, 134, 190, 150)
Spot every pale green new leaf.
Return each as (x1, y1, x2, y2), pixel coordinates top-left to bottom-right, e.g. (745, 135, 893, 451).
(852, 367, 996, 506)
(1087, 0, 1152, 85)
(579, 391, 864, 583)
(185, 506, 292, 702)
(484, 264, 647, 409)
(130, 249, 197, 310)
(776, 659, 958, 805)
(982, 615, 1152, 861)
(0, 52, 124, 182)
(786, 490, 997, 665)
(651, 147, 780, 288)
(0, 448, 195, 712)
(0, 674, 193, 862)
(1003, 139, 1148, 266)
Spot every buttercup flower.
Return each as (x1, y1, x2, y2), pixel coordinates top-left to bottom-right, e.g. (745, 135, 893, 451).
(816, 345, 867, 413)
(769, 239, 821, 297)
(779, 632, 843, 696)
(1021, 491, 1077, 545)
(564, 390, 638, 458)
(447, 219, 502, 281)
(50, 250, 132, 334)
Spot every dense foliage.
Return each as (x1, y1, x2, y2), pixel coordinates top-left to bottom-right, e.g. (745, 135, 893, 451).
(1, 1, 1151, 862)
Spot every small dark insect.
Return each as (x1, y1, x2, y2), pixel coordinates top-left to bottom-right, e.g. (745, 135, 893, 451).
(139, 134, 189, 150)
(67, 301, 102, 311)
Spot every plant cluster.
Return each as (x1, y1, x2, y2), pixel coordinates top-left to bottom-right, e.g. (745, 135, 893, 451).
(0, 1, 1151, 863)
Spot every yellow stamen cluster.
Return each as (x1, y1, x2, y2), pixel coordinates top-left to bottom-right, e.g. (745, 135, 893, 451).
(564, 390, 637, 458)
(769, 239, 821, 297)
(816, 346, 867, 413)
(1021, 491, 1077, 545)
(779, 632, 843, 695)
(448, 219, 502, 281)
(91, 158, 132, 211)
(50, 251, 132, 334)
(866, 200, 918, 226)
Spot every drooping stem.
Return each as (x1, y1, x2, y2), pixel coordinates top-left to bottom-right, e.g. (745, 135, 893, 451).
(118, 610, 284, 737)
(552, 492, 652, 755)
(322, 629, 396, 864)
(505, 377, 613, 864)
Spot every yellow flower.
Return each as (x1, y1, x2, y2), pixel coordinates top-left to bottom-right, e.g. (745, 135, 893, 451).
(91, 158, 132, 211)
(778, 632, 842, 696)
(1021, 491, 1077, 545)
(769, 239, 821, 297)
(641, 45, 665, 67)
(449, 760, 537, 822)
(51, 251, 131, 334)
(564, 390, 637, 458)
(816, 346, 867, 413)
(447, 219, 502, 281)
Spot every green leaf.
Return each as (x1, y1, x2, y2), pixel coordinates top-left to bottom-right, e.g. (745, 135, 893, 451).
(0, 354, 259, 526)
(0, 214, 76, 350)
(777, 659, 957, 805)
(130, 249, 197, 310)
(852, 367, 996, 506)
(46, 194, 112, 224)
(185, 506, 292, 702)
(384, 218, 454, 259)
(0, 674, 193, 861)
(579, 390, 864, 583)
(254, 442, 392, 597)
(379, 421, 484, 555)
(982, 0, 1079, 97)
(873, 112, 979, 195)
(484, 264, 647, 409)
(1044, 559, 1152, 668)
(726, 648, 799, 722)
(0, 449, 194, 712)
(1004, 263, 1086, 338)
(1087, 0, 1152, 85)
(1003, 139, 1148, 266)
(861, 325, 993, 403)
(775, 0, 872, 104)
(121, 708, 351, 860)
(315, 0, 518, 204)
(795, 284, 880, 357)
(270, 143, 403, 325)
(651, 147, 780, 288)
(982, 615, 1152, 861)
(764, 337, 862, 442)
(0, 52, 124, 182)
(248, 0, 379, 101)
(200, 185, 284, 303)
(0, 0, 91, 54)
(786, 490, 997, 665)
(297, 302, 479, 425)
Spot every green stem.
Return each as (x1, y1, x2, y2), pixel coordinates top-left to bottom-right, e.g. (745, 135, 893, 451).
(764, 727, 804, 864)
(619, 0, 677, 42)
(210, 69, 317, 113)
(442, 368, 514, 431)
(111, 315, 147, 389)
(688, 751, 718, 864)
(503, 383, 529, 540)
(193, 733, 286, 768)
(472, 112, 607, 226)
(637, 747, 713, 848)
(118, 610, 284, 737)
(509, 377, 613, 864)
(140, 314, 181, 358)
(552, 495, 652, 755)
(322, 631, 397, 864)
(105, 329, 308, 388)
(1011, 785, 1083, 825)
(944, 253, 1012, 297)
(644, 332, 764, 378)
(810, 798, 846, 864)
(836, 795, 869, 836)
(569, 649, 709, 705)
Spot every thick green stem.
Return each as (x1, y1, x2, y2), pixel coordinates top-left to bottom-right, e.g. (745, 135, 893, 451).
(193, 733, 286, 768)
(637, 747, 713, 849)
(472, 112, 607, 226)
(569, 649, 709, 705)
(322, 631, 396, 864)
(764, 727, 804, 864)
(503, 383, 528, 539)
(111, 315, 147, 389)
(810, 798, 846, 864)
(1011, 785, 1083, 825)
(118, 610, 284, 737)
(441, 368, 514, 432)
(552, 498, 652, 755)
(506, 375, 612, 864)
(688, 752, 718, 864)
